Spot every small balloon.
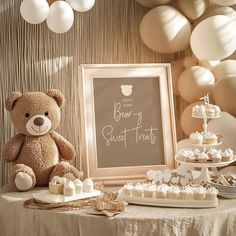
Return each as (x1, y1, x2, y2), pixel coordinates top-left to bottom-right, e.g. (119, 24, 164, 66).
(66, 0, 95, 12)
(212, 60, 236, 80)
(47, 1, 74, 34)
(136, 0, 171, 8)
(20, 0, 49, 24)
(178, 66, 215, 103)
(140, 6, 191, 53)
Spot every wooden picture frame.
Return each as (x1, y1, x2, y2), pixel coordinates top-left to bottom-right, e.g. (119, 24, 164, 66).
(79, 64, 177, 185)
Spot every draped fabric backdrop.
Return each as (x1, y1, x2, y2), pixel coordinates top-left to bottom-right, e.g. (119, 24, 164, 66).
(0, 0, 188, 187)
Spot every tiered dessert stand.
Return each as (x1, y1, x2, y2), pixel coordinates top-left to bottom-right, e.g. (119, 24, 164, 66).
(176, 95, 236, 184)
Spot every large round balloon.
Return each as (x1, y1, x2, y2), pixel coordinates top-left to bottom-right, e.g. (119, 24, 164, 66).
(66, 0, 95, 12)
(47, 1, 74, 34)
(136, 0, 171, 8)
(20, 0, 49, 24)
(213, 77, 236, 116)
(177, 0, 208, 20)
(170, 59, 185, 95)
(208, 112, 236, 151)
(181, 102, 205, 135)
(140, 6, 191, 53)
(210, 0, 236, 6)
(190, 15, 236, 60)
(212, 60, 236, 80)
(178, 66, 215, 103)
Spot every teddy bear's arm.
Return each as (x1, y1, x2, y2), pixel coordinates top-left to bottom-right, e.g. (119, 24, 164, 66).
(50, 131, 76, 160)
(2, 134, 25, 162)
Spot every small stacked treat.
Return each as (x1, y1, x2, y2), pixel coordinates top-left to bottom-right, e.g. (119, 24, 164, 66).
(121, 183, 218, 201)
(192, 104, 221, 118)
(190, 131, 218, 145)
(49, 176, 94, 196)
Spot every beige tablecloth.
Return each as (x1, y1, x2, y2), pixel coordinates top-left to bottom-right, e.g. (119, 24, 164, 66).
(1, 185, 236, 236)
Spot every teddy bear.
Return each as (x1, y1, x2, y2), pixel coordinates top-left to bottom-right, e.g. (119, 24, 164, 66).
(2, 89, 81, 191)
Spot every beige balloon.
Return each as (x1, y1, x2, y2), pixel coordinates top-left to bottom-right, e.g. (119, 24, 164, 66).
(208, 112, 236, 151)
(212, 60, 236, 80)
(140, 6, 191, 53)
(178, 66, 215, 103)
(181, 102, 205, 135)
(177, 0, 208, 20)
(136, 0, 171, 8)
(210, 0, 236, 6)
(198, 60, 220, 70)
(213, 77, 236, 116)
(170, 59, 185, 95)
(183, 56, 198, 68)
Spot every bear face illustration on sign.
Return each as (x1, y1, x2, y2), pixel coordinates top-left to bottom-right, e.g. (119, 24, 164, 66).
(120, 85, 133, 96)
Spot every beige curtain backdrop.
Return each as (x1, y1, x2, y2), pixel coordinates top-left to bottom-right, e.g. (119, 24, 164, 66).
(0, 0, 188, 187)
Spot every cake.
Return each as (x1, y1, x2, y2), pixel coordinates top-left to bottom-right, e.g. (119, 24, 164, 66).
(73, 179, 83, 194)
(132, 183, 144, 197)
(49, 176, 66, 195)
(202, 132, 218, 145)
(205, 187, 218, 200)
(180, 186, 193, 200)
(190, 132, 203, 145)
(155, 184, 168, 199)
(212, 151, 222, 163)
(143, 185, 156, 198)
(197, 152, 208, 163)
(83, 178, 94, 192)
(63, 180, 76, 196)
(122, 183, 133, 196)
(167, 185, 180, 199)
(193, 186, 205, 200)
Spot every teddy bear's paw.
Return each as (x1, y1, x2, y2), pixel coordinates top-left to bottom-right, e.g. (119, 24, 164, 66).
(15, 172, 33, 191)
(63, 172, 76, 180)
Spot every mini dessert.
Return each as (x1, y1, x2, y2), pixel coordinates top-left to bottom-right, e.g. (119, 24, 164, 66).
(177, 149, 189, 161)
(122, 183, 133, 196)
(192, 105, 206, 117)
(187, 153, 196, 163)
(205, 107, 215, 118)
(202, 132, 218, 145)
(143, 185, 156, 198)
(83, 178, 94, 192)
(132, 183, 144, 197)
(63, 180, 76, 196)
(205, 187, 218, 200)
(180, 186, 193, 200)
(167, 185, 180, 199)
(221, 149, 234, 162)
(155, 184, 168, 199)
(193, 186, 205, 200)
(193, 148, 200, 157)
(49, 176, 66, 195)
(212, 151, 222, 163)
(73, 179, 83, 194)
(207, 147, 217, 161)
(197, 152, 208, 163)
(190, 132, 203, 145)
(213, 105, 221, 117)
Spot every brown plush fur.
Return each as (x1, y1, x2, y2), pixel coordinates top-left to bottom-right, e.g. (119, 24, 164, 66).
(2, 89, 80, 191)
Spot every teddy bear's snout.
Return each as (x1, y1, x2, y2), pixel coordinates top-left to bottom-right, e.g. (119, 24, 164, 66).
(33, 117, 44, 127)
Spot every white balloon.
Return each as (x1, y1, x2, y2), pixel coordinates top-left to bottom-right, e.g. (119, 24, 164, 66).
(177, 0, 208, 20)
(212, 60, 236, 80)
(136, 0, 171, 8)
(20, 0, 49, 24)
(190, 15, 236, 60)
(66, 0, 95, 12)
(47, 1, 74, 34)
(140, 6, 191, 53)
(210, 0, 236, 6)
(198, 60, 220, 70)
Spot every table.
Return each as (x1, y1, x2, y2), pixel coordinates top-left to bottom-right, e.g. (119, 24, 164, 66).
(1, 185, 236, 236)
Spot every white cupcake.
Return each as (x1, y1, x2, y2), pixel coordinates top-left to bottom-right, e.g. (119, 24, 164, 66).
(214, 105, 221, 117)
(49, 176, 66, 195)
(187, 152, 196, 163)
(221, 149, 232, 162)
(212, 151, 222, 163)
(192, 105, 201, 117)
(207, 148, 217, 161)
(202, 132, 218, 145)
(205, 107, 215, 118)
(63, 180, 76, 196)
(167, 186, 180, 199)
(190, 132, 203, 145)
(132, 183, 144, 197)
(177, 149, 189, 161)
(205, 187, 218, 200)
(155, 184, 169, 199)
(180, 186, 193, 200)
(198, 152, 208, 163)
(193, 186, 205, 200)
(83, 178, 94, 192)
(143, 185, 156, 198)
(73, 179, 83, 194)
(122, 183, 133, 196)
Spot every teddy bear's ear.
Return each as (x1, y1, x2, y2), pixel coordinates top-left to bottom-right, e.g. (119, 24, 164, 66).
(5, 91, 22, 111)
(46, 89, 65, 107)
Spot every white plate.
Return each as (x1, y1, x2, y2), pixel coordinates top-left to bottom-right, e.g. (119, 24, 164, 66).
(33, 189, 101, 204)
(192, 115, 221, 119)
(116, 193, 218, 208)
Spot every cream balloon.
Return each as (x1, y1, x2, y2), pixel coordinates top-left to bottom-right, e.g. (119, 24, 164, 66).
(20, 0, 49, 24)
(66, 0, 95, 12)
(212, 60, 236, 80)
(178, 66, 215, 103)
(190, 15, 236, 60)
(47, 1, 74, 34)
(208, 112, 236, 151)
(140, 6, 191, 53)
(181, 102, 205, 135)
(213, 77, 236, 116)
(177, 0, 208, 20)
(136, 0, 171, 8)
(198, 60, 220, 70)
(210, 0, 236, 6)
(183, 56, 198, 68)
(170, 59, 185, 95)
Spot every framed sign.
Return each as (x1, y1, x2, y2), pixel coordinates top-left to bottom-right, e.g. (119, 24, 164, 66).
(79, 64, 177, 184)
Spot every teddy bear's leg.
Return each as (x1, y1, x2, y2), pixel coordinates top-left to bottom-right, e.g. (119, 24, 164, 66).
(10, 164, 36, 191)
(50, 162, 82, 181)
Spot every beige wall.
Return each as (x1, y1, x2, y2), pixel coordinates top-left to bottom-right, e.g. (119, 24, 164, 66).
(0, 0, 187, 186)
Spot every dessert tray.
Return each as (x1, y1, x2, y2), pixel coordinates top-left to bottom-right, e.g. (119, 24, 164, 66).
(33, 189, 101, 204)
